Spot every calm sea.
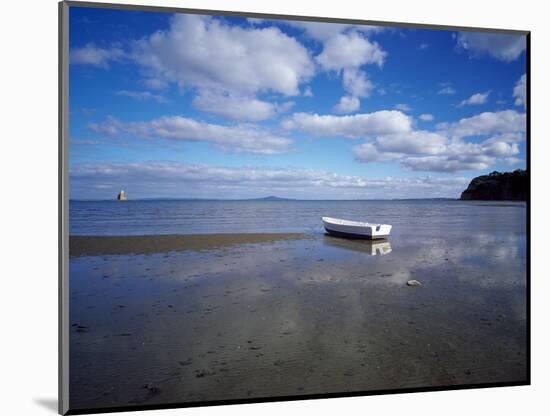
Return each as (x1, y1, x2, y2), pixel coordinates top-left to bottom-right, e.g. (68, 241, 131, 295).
(69, 199, 527, 237)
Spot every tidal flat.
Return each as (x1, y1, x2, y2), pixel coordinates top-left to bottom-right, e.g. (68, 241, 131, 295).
(69, 226, 527, 410)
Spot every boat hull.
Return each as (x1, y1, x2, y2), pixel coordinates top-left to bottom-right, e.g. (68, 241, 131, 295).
(324, 227, 386, 240)
(322, 216, 392, 240)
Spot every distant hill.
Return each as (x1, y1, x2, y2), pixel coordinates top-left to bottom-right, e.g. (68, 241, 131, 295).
(252, 196, 292, 201)
(460, 169, 527, 201)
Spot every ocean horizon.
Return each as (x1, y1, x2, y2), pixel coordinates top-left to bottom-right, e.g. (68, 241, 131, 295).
(69, 198, 526, 236)
(70, 196, 461, 202)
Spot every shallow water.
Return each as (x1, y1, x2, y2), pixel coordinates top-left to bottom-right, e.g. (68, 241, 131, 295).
(69, 202, 527, 410)
(69, 199, 526, 236)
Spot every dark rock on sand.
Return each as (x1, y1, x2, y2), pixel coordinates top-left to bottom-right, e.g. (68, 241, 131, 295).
(195, 369, 215, 378)
(144, 383, 160, 394)
(75, 324, 89, 333)
(460, 169, 527, 201)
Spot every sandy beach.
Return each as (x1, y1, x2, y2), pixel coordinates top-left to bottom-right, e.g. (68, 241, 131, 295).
(70, 233, 309, 257)
(69, 230, 527, 410)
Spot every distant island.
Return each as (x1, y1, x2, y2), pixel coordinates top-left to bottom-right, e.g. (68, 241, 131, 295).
(460, 169, 527, 201)
(253, 196, 291, 201)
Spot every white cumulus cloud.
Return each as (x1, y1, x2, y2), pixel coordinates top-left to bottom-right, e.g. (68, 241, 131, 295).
(455, 32, 526, 62)
(342, 68, 373, 98)
(446, 109, 526, 138)
(375, 131, 448, 155)
(192, 90, 293, 122)
(333, 96, 361, 113)
(88, 116, 292, 154)
(70, 43, 125, 68)
(394, 103, 412, 112)
(282, 110, 413, 138)
(249, 19, 385, 42)
(316, 31, 386, 71)
(115, 90, 167, 103)
(458, 91, 490, 107)
(437, 86, 456, 95)
(353, 110, 526, 172)
(133, 14, 315, 97)
(513, 74, 526, 109)
(400, 155, 495, 172)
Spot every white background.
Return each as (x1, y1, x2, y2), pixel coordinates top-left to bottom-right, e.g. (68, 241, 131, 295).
(1, 0, 548, 415)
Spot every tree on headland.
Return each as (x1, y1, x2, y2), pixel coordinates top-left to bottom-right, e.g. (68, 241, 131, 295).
(460, 169, 527, 201)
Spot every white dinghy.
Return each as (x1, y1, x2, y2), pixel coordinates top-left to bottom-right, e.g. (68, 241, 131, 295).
(322, 216, 392, 240)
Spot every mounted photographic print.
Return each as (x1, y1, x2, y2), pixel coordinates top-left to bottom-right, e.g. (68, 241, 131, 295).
(59, 1, 530, 414)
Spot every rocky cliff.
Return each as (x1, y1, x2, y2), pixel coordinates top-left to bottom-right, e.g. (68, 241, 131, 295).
(460, 170, 527, 201)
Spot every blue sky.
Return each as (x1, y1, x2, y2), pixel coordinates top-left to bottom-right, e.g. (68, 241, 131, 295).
(68, 6, 527, 200)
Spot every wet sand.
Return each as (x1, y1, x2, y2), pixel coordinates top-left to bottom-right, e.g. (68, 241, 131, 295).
(70, 233, 309, 256)
(69, 232, 527, 410)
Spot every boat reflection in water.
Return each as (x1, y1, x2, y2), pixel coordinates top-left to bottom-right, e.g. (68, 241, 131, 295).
(322, 234, 392, 256)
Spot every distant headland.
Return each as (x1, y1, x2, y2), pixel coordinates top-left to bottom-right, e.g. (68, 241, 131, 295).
(460, 169, 527, 201)
(253, 196, 291, 201)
